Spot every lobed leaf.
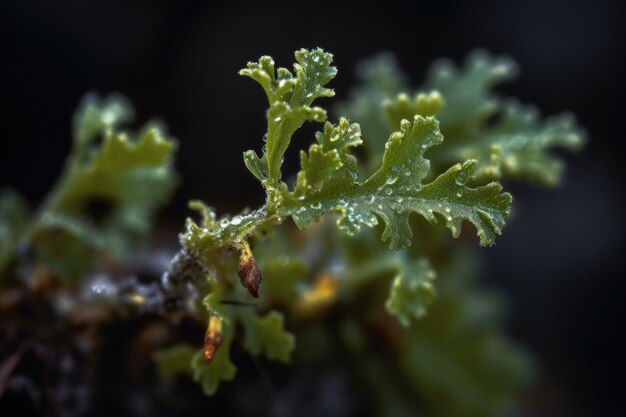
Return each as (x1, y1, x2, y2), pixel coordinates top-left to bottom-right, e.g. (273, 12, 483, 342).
(424, 50, 518, 139)
(240, 48, 337, 187)
(47, 118, 177, 262)
(241, 310, 296, 362)
(339, 50, 584, 186)
(384, 91, 444, 128)
(8, 94, 178, 281)
(191, 319, 237, 396)
(442, 100, 585, 185)
(278, 116, 511, 249)
(385, 257, 436, 327)
(424, 51, 585, 184)
(72, 93, 134, 153)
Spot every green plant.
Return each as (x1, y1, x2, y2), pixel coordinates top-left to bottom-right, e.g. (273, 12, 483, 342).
(0, 48, 584, 416)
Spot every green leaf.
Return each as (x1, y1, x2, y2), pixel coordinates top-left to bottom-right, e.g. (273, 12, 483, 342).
(338, 50, 584, 186)
(384, 91, 444, 129)
(243, 150, 269, 182)
(240, 310, 295, 362)
(72, 93, 134, 153)
(278, 116, 511, 249)
(260, 255, 309, 304)
(400, 250, 533, 417)
(202, 291, 225, 318)
(334, 53, 408, 159)
(424, 51, 585, 184)
(153, 344, 196, 380)
(424, 50, 518, 138)
(181, 207, 269, 265)
(5, 94, 179, 281)
(30, 213, 100, 281)
(444, 100, 585, 185)
(191, 319, 237, 396)
(292, 118, 362, 196)
(46, 95, 177, 263)
(240, 48, 337, 187)
(385, 257, 436, 327)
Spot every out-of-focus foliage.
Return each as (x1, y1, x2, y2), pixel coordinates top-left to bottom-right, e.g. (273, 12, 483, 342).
(385, 256, 436, 327)
(0, 94, 177, 281)
(401, 250, 533, 417)
(339, 50, 585, 186)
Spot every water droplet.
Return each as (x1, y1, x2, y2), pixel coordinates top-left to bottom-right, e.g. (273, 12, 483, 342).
(278, 79, 287, 88)
(274, 116, 282, 123)
(455, 171, 468, 185)
(445, 207, 451, 213)
(385, 188, 393, 195)
(368, 196, 376, 204)
(306, 92, 313, 98)
(231, 216, 242, 225)
(404, 170, 412, 176)
(219, 219, 230, 227)
(446, 216, 452, 221)
(396, 197, 403, 203)
(313, 55, 320, 62)
(456, 191, 463, 198)
(386, 166, 400, 184)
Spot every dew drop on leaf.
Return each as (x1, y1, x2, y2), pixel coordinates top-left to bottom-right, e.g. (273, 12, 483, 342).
(455, 171, 469, 185)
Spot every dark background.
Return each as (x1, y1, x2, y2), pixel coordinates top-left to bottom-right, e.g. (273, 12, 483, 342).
(1, 0, 624, 415)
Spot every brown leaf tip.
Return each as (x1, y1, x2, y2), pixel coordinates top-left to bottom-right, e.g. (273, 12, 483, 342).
(203, 315, 223, 363)
(237, 252, 262, 298)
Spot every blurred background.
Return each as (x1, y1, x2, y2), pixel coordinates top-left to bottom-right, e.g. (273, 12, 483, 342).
(1, 0, 624, 415)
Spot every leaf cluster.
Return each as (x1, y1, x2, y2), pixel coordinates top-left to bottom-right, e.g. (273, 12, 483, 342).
(0, 47, 584, 417)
